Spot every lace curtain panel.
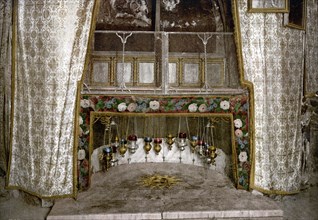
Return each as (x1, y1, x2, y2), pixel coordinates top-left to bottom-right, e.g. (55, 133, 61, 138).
(0, 0, 12, 174)
(238, 0, 304, 193)
(7, 0, 94, 198)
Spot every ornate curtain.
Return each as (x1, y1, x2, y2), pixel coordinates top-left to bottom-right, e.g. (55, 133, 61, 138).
(237, 0, 304, 193)
(0, 0, 12, 174)
(7, 0, 95, 198)
(305, 0, 318, 94)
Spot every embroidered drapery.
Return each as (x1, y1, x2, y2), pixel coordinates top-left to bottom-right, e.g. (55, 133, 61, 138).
(0, 0, 12, 173)
(7, 0, 94, 198)
(237, 0, 304, 193)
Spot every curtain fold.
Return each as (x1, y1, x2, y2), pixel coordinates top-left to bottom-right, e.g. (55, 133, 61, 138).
(0, 0, 12, 174)
(305, 0, 318, 94)
(7, 0, 94, 198)
(238, 0, 304, 193)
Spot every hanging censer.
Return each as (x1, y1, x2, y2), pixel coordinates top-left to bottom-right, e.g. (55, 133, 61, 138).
(153, 138, 162, 155)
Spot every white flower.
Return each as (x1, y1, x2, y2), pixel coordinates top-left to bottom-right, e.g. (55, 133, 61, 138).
(79, 127, 83, 136)
(234, 119, 243, 128)
(239, 151, 247, 162)
(78, 149, 86, 160)
(79, 116, 83, 125)
(127, 103, 137, 112)
(117, 103, 127, 112)
(198, 103, 207, 112)
(149, 100, 160, 110)
(220, 100, 230, 110)
(235, 129, 243, 138)
(188, 103, 198, 112)
(80, 99, 90, 108)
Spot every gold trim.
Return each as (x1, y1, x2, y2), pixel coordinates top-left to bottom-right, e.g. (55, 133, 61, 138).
(6, 0, 17, 190)
(251, 185, 299, 195)
(248, 0, 289, 13)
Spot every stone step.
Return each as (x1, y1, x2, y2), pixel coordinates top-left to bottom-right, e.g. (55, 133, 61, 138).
(48, 163, 283, 220)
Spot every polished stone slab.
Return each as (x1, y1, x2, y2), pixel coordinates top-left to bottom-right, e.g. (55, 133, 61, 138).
(48, 163, 283, 220)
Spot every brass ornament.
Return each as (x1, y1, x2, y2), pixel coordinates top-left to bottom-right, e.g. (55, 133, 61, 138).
(139, 174, 182, 189)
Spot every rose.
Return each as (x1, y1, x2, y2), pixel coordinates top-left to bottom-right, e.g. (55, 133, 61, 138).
(242, 161, 251, 171)
(198, 103, 207, 112)
(235, 129, 243, 138)
(234, 119, 243, 128)
(239, 151, 247, 162)
(220, 100, 230, 110)
(79, 116, 83, 125)
(80, 99, 90, 108)
(188, 103, 198, 112)
(78, 149, 86, 160)
(127, 103, 137, 112)
(149, 100, 160, 111)
(117, 102, 127, 112)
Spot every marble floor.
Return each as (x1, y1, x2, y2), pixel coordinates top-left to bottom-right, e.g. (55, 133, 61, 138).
(47, 163, 283, 220)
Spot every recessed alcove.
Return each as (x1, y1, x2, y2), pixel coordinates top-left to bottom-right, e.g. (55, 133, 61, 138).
(78, 0, 251, 193)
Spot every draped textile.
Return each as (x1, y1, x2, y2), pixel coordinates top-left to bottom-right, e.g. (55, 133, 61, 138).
(7, 0, 94, 197)
(0, 0, 12, 173)
(237, 0, 304, 193)
(305, 0, 318, 94)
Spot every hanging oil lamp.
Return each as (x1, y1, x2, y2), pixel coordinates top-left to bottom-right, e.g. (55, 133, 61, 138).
(119, 138, 128, 157)
(208, 145, 217, 165)
(110, 140, 119, 167)
(190, 135, 198, 153)
(177, 132, 187, 151)
(166, 134, 174, 150)
(197, 139, 204, 156)
(128, 134, 138, 154)
(102, 146, 112, 171)
(143, 137, 152, 154)
(153, 138, 162, 155)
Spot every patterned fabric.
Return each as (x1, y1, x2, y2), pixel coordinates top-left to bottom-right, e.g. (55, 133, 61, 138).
(305, 0, 318, 94)
(0, 0, 12, 173)
(8, 0, 94, 197)
(238, 0, 304, 193)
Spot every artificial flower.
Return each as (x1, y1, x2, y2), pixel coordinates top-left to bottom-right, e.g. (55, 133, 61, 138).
(188, 103, 198, 112)
(80, 99, 90, 108)
(235, 129, 243, 138)
(117, 102, 127, 112)
(198, 103, 207, 112)
(149, 100, 160, 110)
(234, 118, 243, 128)
(239, 151, 247, 162)
(127, 103, 137, 112)
(79, 116, 83, 125)
(220, 100, 230, 110)
(78, 149, 86, 160)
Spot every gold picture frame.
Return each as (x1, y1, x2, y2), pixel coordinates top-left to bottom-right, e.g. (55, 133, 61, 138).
(114, 56, 134, 87)
(204, 58, 226, 88)
(136, 57, 156, 87)
(248, 0, 289, 13)
(180, 58, 202, 87)
(284, 0, 306, 30)
(91, 57, 112, 86)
